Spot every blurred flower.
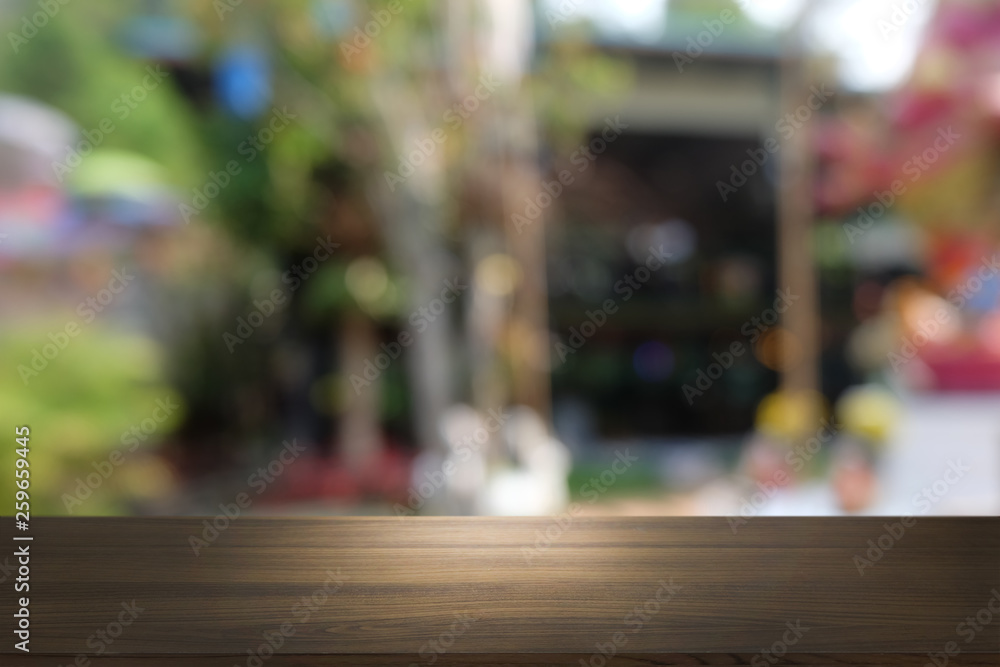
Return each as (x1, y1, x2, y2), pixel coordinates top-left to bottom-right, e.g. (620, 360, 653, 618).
(754, 390, 827, 442)
(835, 384, 901, 445)
(831, 439, 878, 513)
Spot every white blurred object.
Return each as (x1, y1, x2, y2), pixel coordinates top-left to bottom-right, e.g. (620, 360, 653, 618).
(484, 406, 571, 516)
(411, 404, 489, 515)
(418, 404, 572, 516)
(804, 0, 936, 93)
(0, 94, 77, 187)
(876, 393, 1000, 515)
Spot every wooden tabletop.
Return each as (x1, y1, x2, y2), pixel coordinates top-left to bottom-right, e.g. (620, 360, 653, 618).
(2, 516, 998, 666)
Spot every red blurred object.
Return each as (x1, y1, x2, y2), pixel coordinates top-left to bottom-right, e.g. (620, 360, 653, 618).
(918, 342, 1000, 391)
(889, 91, 956, 132)
(832, 457, 877, 514)
(813, 119, 890, 215)
(934, 0, 1000, 47)
(258, 442, 415, 506)
(925, 233, 995, 288)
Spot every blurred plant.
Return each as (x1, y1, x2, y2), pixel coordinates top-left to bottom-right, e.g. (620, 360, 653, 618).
(0, 3, 204, 189)
(182, 0, 635, 462)
(0, 0, 635, 510)
(0, 321, 181, 515)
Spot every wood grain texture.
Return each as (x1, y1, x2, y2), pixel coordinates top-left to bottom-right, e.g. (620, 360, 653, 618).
(2, 517, 998, 666)
(7, 656, 1000, 667)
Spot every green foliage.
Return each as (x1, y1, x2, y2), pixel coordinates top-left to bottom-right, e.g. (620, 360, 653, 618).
(1, 321, 181, 515)
(0, 3, 204, 188)
(533, 40, 635, 151)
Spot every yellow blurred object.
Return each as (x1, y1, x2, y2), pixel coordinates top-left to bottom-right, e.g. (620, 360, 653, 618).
(754, 390, 828, 442)
(753, 327, 802, 371)
(345, 256, 389, 305)
(896, 154, 992, 230)
(475, 253, 522, 297)
(835, 385, 901, 445)
(911, 47, 958, 93)
(118, 456, 177, 502)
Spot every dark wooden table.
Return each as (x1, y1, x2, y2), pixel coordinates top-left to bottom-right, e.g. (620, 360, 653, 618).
(2, 517, 998, 665)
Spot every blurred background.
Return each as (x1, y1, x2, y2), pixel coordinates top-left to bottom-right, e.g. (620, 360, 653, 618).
(2, 0, 999, 518)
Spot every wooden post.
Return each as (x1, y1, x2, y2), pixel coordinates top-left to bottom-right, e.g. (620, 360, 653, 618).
(777, 12, 820, 407)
